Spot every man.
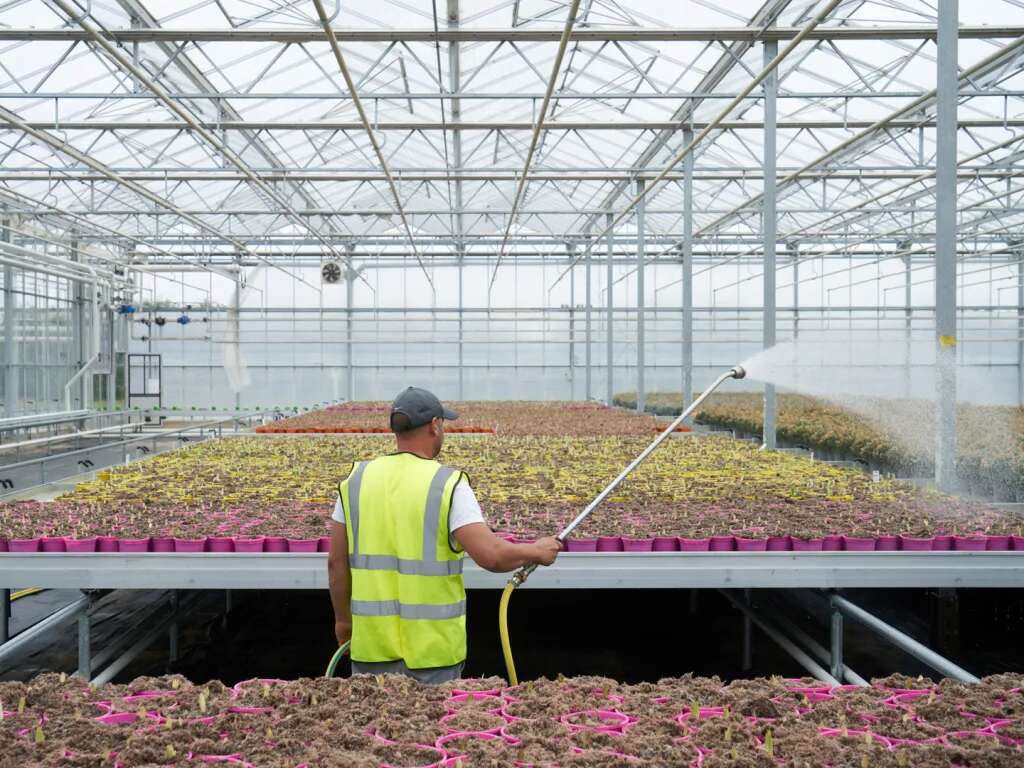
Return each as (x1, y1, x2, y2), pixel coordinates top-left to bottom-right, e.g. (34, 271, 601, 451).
(328, 387, 561, 684)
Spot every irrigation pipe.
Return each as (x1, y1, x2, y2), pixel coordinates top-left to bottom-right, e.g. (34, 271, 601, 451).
(499, 365, 746, 685)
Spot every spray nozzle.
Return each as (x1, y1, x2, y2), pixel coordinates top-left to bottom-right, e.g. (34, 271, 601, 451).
(730, 365, 746, 380)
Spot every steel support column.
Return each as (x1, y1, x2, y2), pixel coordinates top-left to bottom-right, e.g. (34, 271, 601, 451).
(742, 588, 753, 671)
(828, 591, 977, 681)
(830, 606, 843, 682)
(790, 242, 799, 340)
(0, 589, 9, 643)
(568, 244, 575, 398)
(71, 244, 85, 412)
(449, 0, 464, 400)
(77, 608, 92, 679)
(107, 309, 116, 413)
(935, 0, 958, 491)
(720, 590, 839, 685)
(457, 257, 464, 400)
(682, 129, 694, 422)
(585, 238, 592, 401)
(346, 259, 355, 401)
(169, 590, 179, 662)
(606, 212, 614, 405)
(1, 210, 14, 419)
(636, 179, 645, 413)
(762, 40, 778, 450)
(0, 596, 90, 664)
(905, 251, 914, 398)
(1018, 260, 1024, 405)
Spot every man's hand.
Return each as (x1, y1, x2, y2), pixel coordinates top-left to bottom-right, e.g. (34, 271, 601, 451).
(532, 536, 562, 566)
(335, 619, 352, 648)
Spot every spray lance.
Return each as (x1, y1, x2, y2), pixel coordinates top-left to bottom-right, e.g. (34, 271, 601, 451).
(498, 364, 747, 685)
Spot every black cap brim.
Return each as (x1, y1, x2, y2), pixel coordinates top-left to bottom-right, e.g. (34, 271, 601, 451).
(442, 408, 458, 420)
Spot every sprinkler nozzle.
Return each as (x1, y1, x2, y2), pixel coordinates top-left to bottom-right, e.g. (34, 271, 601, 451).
(730, 365, 746, 380)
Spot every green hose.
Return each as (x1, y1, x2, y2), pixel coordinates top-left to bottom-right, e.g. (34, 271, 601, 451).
(325, 641, 351, 678)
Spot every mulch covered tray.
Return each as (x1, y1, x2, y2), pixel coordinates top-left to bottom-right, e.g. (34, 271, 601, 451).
(2, 672, 1022, 767)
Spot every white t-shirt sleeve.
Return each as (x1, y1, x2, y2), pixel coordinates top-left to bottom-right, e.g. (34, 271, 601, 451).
(331, 496, 345, 524)
(448, 481, 486, 550)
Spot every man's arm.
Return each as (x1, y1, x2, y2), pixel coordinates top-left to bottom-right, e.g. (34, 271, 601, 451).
(453, 523, 561, 573)
(327, 519, 352, 647)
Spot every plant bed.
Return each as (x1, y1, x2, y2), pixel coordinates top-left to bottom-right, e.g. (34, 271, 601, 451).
(1, 421, 1019, 549)
(2, 672, 1024, 767)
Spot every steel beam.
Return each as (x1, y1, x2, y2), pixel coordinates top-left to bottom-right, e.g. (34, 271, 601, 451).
(169, 590, 179, 663)
(791, 244, 799, 340)
(110, 0, 354, 276)
(606, 212, 614, 405)
(1, 589, 8, 643)
(449, 0, 465, 401)
(762, 40, 778, 451)
(636, 179, 645, 414)
(2, 26, 1021, 42)
(77, 608, 92, 679)
(830, 606, 843, 683)
(312, 0, 430, 288)
(7, 88, 1024, 102)
(905, 253, 913, 398)
(3, 26, 1023, 42)
(1, 552, 1024, 590)
(550, 0, 842, 290)
(692, 35, 1024, 243)
(90, 592, 201, 684)
(1, 212, 14, 420)
(935, 0, 958, 492)
(19, 204, 1024, 218)
(587, 0, 792, 236)
(490, 0, 582, 290)
(42, 0, 329, 288)
(760, 592, 867, 685)
(568, 245, 575, 398)
(720, 589, 840, 685)
(826, 591, 978, 682)
(18, 118, 1024, 131)
(742, 588, 753, 672)
(346, 261, 355, 400)
(0, 595, 90, 663)
(2, 170, 1017, 183)
(682, 129, 694, 422)
(1018, 259, 1024, 404)
(585, 238, 592, 401)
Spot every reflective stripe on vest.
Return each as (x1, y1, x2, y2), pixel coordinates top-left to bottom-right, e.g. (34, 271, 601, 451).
(347, 460, 367, 555)
(349, 553, 463, 576)
(351, 598, 467, 620)
(422, 466, 457, 560)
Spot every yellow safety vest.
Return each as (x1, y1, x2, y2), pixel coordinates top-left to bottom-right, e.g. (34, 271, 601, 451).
(338, 452, 467, 669)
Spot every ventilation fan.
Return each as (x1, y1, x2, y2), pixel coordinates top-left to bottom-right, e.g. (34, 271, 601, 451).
(321, 261, 343, 284)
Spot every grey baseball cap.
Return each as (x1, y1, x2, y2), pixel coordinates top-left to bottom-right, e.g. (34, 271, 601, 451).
(390, 386, 458, 429)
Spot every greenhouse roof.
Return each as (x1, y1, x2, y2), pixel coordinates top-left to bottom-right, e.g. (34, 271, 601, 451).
(0, 0, 1023, 275)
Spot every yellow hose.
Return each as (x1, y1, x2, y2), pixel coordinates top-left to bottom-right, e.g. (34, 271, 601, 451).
(11, 588, 44, 601)
(498, 581, 518, 686)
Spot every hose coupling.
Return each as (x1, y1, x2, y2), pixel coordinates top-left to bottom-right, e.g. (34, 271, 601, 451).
(510, 563, 536, 588)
